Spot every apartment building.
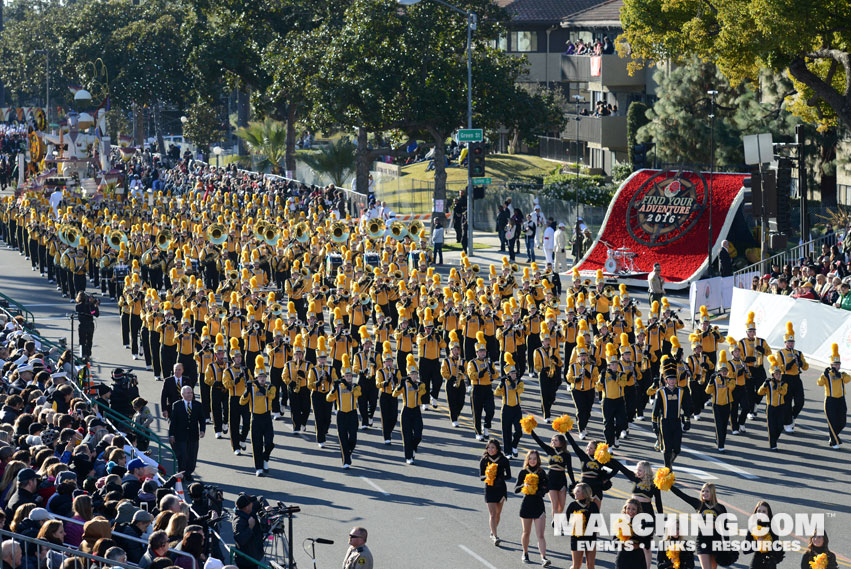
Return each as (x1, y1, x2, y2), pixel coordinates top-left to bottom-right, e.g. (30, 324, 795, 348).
(497, 0, 658, 174)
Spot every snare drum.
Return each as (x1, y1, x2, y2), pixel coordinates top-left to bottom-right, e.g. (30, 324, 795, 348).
(325, 254, 343, 277)
(364, 253, 380, 268)
(113, 264, 129, 280)
(190, 259, 200, 273)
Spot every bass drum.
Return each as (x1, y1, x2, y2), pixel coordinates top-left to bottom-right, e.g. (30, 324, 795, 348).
(603, 258, 618, 274)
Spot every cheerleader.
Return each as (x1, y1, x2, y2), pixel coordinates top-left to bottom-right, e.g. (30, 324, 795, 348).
(614, 460, 663, 519)
(743, 501, 784, 569)
(657, 517, 695, 569)
(817, 343, 849, 448)
(670, 482, 728, 569)
(614, 498, 651, 569)
(515, 450, 551, 566)
(800, 532, 838, 569)
(479, 439, 511, 547)
(565, 482, 599, 569)
(564, 430, 617, 508)
(529, 427, 575, 528)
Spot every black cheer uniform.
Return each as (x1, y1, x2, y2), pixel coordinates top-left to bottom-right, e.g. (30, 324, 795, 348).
(515, 468, 549, 519)
(479, 454, 511, 503)
(530, 431, 575, 492)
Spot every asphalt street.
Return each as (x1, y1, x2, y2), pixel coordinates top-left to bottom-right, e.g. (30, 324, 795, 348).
(1, 245, 848, 569)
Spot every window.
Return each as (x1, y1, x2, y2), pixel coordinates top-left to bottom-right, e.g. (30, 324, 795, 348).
(491, 34, 508, 51)
(510, 31, 538, 52)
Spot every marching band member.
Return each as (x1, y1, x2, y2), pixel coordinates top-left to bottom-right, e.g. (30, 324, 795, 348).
(240, 355, 276, 476)
(286, 334, 315, 435)
(353, 327, 378, 429)
(737, 312, 771, 420)
(723, 336, 750, 434)
(393, 354, 426, 464)
(758, 356, 788, 450)
(493, 353, 524, 458)
(534, 322, 562, 422)
(308, 339, 336, 448)
(466, 331, 497, 440)
(223, 337, 251, 455)
(441, 330, 468, 427)
(204, 334, 230, 438)
(817, 344, 849, 448)
(395, 308, 416, 375)
(377, 341, 402, 444)
(566, 337, 597, 438)
(652, 360, 693, 469)
(265, 320, 289, 419)
(776, 322, 808, 432)
(704, 366, 736, 452)
(327, 354, 361, 467)
(417, 308, 445, 409)
(597, 344, 627, 448)
(194, 326, 215, 423)
(685, 333, 713, 420)
(696, 305, 723, 368)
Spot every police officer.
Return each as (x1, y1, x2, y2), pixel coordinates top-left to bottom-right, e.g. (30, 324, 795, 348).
(342, 526, 373, 569)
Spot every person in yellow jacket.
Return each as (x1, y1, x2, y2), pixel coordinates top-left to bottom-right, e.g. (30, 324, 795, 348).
(494, 353, 524, 457)
(286, 334, 314, 435)
(204, 334, 230, 438)
(327, 355, 362, 468)
(776, 322, 808, 433)
(377, 341, 403, 444)
(223, 338, 252, 455)
(757, 357, 788, 450)
(566, 337, 598, 438)
(308, 339, 337, 448)
(818, 344, 850, 448)
(704, 367, 736, 452)
(417, 308, 445, 409)
(240, 355, 276, 476)
(467, 332, 497, 441)
(534, 323, 561, 422)
(441, 331, 468, 428)
(737, 312, 771, 420)
(394, 354, 426, 464)
(597, 343, 628, 448)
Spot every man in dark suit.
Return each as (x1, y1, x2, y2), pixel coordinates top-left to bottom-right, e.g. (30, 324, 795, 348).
(718, 240, 733, 277)
(168, 385, 205, 482)
(160, 363, 194, 420)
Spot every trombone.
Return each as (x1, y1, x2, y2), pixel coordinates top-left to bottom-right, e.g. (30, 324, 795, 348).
(365, 217, 385, 240)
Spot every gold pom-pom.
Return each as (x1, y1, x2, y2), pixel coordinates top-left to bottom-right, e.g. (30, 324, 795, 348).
(520, 415, 538, 434)
(521, 473, 539, 495)
(810, 553, 829, 569)
(484, 463, 498, 486)
(594, 443, 611, 464)
(616, 523, 632, 542)
(552, 415, 574, 434)
(654, 467, 676, 491)
(666, 549, 681, 569)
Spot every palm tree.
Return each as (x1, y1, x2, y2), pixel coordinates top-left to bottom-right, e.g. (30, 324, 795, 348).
(300, 139, 356, 187)
(235, 119, 287, 174)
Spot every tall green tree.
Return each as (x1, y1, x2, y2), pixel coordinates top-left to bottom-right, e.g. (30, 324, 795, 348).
(300, 139, 356, 187)
(236, 119, 288, 174)
(636, 59, 797, 166)
(618, 0, 851, 133)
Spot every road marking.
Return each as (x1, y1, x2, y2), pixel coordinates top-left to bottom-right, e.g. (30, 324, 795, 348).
(628, 424, 757, 480)
(359, 476, 389, 496)
(678, 447, 759, 480)
(458, 545, 499, 569)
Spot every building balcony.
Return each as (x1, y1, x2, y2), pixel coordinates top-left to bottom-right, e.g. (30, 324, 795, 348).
(560, 54, 645, 89)
(561, 115, 627, 150)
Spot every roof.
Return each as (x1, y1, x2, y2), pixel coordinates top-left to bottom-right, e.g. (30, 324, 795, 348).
(561, 0, 623, 27)
(497, 0, 604, 24)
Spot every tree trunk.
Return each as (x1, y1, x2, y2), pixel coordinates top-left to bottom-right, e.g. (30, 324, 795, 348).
(355, 127, 370, 195)
(431, 129, 447, 220)
(237, 89, 249, 155)
(153, 99, 166, 156)
(285, 102, 297, 177)
(509, 129, 520, 154)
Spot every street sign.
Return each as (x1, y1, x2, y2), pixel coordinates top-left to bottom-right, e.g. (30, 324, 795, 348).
(471, 177, 491, 185)
(458, 129, 483, 142)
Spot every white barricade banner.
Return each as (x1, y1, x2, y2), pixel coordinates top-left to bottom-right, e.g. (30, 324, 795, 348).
(729, 288, 851, 365)
(689, 276, 737, 319)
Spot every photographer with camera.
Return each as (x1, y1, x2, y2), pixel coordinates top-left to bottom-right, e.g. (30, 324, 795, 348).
(110, 368, 140, 419)
(75, 291, 99, 360)
(232, 495, 265, 569)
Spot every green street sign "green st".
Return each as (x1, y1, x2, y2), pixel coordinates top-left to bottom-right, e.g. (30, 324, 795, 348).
(458, 129, 483, 142)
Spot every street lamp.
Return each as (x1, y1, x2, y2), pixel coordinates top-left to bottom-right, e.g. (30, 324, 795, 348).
(571, 95, 585, 229)
(212, 146, 223, 169)
(397, 0, 477, 256)
(707, 89, 718, 277)
(34, 50, 49, 125)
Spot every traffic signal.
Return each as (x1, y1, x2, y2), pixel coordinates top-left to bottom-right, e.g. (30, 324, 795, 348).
(468, 142, 486, 177)
(741, 172, 761, 217)
(632, 143, 653, 169)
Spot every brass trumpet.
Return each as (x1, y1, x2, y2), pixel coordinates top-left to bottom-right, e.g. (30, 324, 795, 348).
(390, 221, 408, 241)
(408, 219, 424, 238)
(331, 221, 349, 244)
(108, 229, 127, 251)
(156, 229, 173, 251)
(365, 217, 385, 240)
(207, 223, 228, 245)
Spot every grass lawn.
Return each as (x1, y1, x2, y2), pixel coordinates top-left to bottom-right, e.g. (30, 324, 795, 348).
(398, 153, 560, 188)
(442, 242, 491, 251)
